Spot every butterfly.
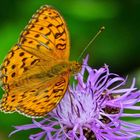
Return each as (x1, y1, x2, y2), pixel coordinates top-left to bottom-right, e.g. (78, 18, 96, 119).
(0, 5, 81, 118)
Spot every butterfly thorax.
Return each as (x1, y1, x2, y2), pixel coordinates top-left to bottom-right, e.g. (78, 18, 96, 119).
(69, 61, 82, 75)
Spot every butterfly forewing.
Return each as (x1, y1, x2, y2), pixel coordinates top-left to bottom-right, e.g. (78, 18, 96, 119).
(19, 5, 70, 60)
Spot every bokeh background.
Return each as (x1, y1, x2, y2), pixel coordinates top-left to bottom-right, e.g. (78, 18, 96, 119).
(0, 0, 140, 139)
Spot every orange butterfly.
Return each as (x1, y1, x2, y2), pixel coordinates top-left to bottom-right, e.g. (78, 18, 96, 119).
(0, 5, 81, 118)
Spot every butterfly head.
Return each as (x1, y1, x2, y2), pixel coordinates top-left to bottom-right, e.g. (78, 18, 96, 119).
(69, 61, 82, 75)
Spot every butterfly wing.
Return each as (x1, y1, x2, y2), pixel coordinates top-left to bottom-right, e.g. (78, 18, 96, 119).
(18, 5, 70, 60)
(0, 5, 70, 116)
(16, 74, 69, 118)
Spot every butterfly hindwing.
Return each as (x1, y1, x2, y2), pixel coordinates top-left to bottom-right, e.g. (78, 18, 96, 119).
(16, 75, 69, 117)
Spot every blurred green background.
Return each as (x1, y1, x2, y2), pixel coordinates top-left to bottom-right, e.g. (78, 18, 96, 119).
(0, 0, 140, 139)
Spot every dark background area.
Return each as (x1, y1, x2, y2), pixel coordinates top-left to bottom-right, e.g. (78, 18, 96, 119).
(0, 0, 140, 139)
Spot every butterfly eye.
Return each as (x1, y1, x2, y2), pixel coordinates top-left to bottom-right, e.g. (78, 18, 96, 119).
(76, 63, 81, 69)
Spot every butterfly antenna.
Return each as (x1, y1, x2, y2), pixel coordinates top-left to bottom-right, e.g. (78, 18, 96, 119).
(77, 26, 105, 61)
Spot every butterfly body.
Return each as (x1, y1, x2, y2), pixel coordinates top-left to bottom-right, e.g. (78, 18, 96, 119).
(13, 60, 81, 87)
(0, 5, 81, 118)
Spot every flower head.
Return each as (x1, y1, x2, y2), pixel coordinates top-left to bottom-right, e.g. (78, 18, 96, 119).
(10, 55, 140, 140)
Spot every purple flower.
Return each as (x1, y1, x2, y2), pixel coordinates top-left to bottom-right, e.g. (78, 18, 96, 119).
(10, 55, 140, 140)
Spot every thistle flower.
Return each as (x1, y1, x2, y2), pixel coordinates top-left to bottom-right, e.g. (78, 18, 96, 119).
(10, 55, 140, 140)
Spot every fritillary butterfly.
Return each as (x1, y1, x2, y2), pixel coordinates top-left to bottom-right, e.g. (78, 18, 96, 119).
(0, 5, 81, 118)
